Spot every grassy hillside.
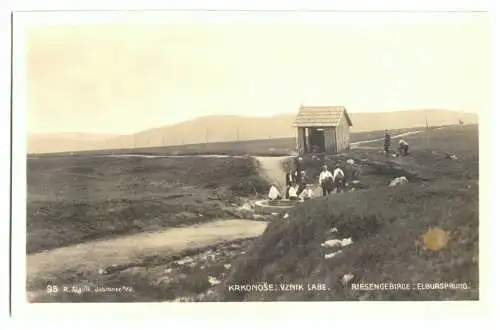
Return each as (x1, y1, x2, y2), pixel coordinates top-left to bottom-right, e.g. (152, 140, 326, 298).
(215, 125, 479, 301)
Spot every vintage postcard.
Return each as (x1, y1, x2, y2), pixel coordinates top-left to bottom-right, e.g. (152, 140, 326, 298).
(10, 6, 491, 318)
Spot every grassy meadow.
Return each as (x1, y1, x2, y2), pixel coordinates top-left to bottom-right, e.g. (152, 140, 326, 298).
(27, 155, 268, 254)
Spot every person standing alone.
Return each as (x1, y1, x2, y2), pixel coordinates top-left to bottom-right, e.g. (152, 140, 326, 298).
(285, 169, 294, 199)
(384, 130, 391, 155)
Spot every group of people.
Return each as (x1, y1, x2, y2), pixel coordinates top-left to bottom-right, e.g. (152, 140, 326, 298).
(268, 157, 313, 201)
(384, 130, 410, 156)
(318, 164, 345, 196)
(268, 157, 347, 201)
(268, 130, 413, 203)
(284, 158, 313, 200)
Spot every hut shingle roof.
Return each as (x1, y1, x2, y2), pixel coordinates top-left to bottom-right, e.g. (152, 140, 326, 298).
(293, 106, 353, 127)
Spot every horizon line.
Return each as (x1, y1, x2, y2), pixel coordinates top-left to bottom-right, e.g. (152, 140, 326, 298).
(28, 107, 478, 136)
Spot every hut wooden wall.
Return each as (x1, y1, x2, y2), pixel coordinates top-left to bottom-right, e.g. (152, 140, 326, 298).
(335, 114, 350, 151)
(324, 127, 337, 153)
(297, 127, 306, 154)
(297, 120, 349, 155)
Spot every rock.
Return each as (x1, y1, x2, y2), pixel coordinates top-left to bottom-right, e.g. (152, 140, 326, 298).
(324, 250, 343, 259)
(341, 237, 353, 246)
(329, 227, 338, 233)
(283, 213, 289, 219)
(177, 256, 194, 265)
(208, 276, 221, 285)
(224, 264, 232, 270)
(341, 274, 355, 285)
(321, 239, 340, 248)
(389, 176, 408, 187)
(321, 238, 353, 248)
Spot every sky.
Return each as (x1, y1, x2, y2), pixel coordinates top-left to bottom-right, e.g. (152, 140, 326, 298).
(24, 11, 491, 134)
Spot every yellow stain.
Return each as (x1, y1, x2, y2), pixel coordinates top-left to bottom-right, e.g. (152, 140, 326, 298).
(422, 227, 451, 251)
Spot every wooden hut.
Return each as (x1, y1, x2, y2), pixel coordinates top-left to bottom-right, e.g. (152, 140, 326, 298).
(293, 105, 353, 154)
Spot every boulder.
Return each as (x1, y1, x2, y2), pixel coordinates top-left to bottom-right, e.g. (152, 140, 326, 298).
(389, 176, 408, 187)
(341, 274, 355, 285)
(208, 276, 221, 285)
(324, 250, 343, 259)
(321, 238, 353, 248)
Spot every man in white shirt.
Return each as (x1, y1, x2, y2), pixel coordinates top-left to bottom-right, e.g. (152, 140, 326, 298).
(319, 165, 334, 196)
(332, 166, 345, 193)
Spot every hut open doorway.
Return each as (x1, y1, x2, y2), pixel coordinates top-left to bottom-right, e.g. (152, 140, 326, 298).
(308, 128, 326, 153)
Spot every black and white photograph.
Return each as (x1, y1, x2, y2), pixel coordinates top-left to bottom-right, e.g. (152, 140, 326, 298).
(7, 3, 492, 313)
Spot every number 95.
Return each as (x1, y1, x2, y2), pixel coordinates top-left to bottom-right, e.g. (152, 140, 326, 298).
(46, 285, 58, 294)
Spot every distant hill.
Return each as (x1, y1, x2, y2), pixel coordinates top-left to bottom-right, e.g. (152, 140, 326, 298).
(28, 133, 123, 154)
(28, 109, 478, 154)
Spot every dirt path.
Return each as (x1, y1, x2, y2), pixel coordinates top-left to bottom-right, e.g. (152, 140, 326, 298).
(254, 156, 289, 191)
(351, 130, 424, 148)
(27, 219, 268, 280)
